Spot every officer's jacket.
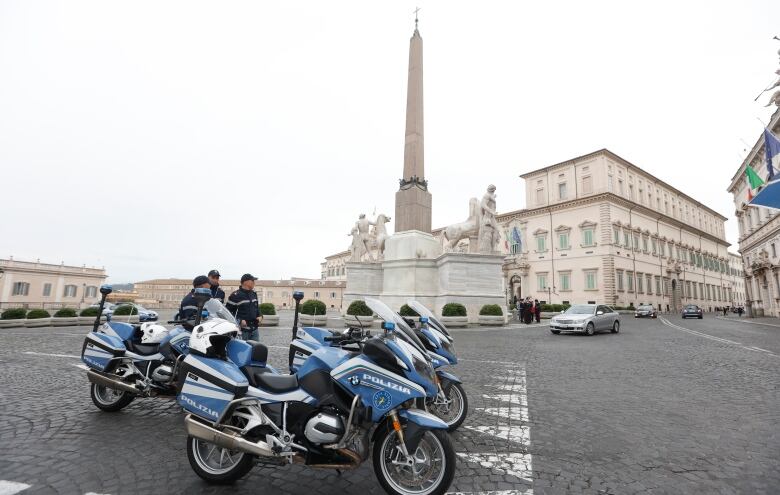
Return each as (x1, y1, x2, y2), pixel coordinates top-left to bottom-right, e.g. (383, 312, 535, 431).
(210, 284, 226, 303)
(179, 290, 198, 321)
(227, 288, 259, 325)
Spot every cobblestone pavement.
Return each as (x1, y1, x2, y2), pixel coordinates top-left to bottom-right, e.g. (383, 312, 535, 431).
(0, 314, 778, 494)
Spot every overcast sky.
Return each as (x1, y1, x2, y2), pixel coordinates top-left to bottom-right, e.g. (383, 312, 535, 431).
(1, 1, 778, 283)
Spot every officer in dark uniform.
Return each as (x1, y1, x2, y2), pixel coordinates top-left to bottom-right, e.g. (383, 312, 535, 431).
(179, 275, 211, 328)
(227, 273, 260, 340)
(208, 269, 225, 303)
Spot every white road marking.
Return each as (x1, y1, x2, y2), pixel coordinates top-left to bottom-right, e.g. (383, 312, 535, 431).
(456, 452, 534, 482)
(0, 481, 31, 495)
(23, 351, 80, 359)
(459, 358, 520, 365)
(72, 363, 90, 370)
(659, 317, 778, 357)
(715, 316, 780, 328)
(448, 491, 532, 495)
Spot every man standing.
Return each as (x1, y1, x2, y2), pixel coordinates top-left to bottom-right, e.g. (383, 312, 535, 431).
(534, 299, 541, 323)
(208, 269, 225, 303)
(179, 275, 211, 328)
(227, 274, 260, 341)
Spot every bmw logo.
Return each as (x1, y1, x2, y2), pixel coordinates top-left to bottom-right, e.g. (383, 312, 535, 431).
(349, 375, 360, 386)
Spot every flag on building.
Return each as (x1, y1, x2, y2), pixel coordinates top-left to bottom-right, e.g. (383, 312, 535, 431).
(746, 165, 764, 201)
(764, 128, 780, 180)
(512, 226, 522, 251)
(503, 230, 510, 250)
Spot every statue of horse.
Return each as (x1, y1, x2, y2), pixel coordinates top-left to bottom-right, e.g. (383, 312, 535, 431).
(368, 214, 392, 260)
(441, 198, 480, 250)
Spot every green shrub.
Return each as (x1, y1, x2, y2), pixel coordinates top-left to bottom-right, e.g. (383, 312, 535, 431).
(112, 305, 138, 316)
(346, 300, 373, 317)
(1, 308, 26, 320)
(259, 303, 276, 315)
(26, 309, 51, 319)
(442, 303, 467, 317)
(300, 299, 327, 316)
(399, 304, 419, 317)
(541, 303, 571, 312)
(80, 307, 100, 317)
(54, 308, 77, 317)
(479, 304, 503, 316)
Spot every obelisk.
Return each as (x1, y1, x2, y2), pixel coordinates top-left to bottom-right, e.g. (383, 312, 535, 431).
(394, 20, 432, 233)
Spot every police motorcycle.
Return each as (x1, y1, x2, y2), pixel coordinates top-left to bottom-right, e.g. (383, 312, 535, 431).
(80, 285, 192, 412)
(403, 300, 467, 431)
(176, 291, 457, 495)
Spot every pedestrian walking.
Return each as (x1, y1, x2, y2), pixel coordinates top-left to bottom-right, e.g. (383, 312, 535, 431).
(227, 273, 260, 341)
(534, 299, 541, 323)
(737, 306, 744, 317)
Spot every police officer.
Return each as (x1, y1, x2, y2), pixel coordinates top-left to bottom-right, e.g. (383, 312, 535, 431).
(179, 275, 211, 328)
(208, 269, 225, 303)
(227, 273, 260, 341)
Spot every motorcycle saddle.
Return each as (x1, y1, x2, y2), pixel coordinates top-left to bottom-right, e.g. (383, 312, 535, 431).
(252, 372, 299, 393)
(126, 340, 160, 356)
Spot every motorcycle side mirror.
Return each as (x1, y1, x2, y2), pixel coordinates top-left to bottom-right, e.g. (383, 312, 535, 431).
(99, 285, 113, 295)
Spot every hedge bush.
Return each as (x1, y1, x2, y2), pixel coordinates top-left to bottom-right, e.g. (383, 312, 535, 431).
(26, 309, 51, 319)
(1, 308, 26, 320)
(442, 303, 467, 317)
(541, 303, 571, 312)
(112, 305, 138, 316)
(399, 304, 419, 317)
(479, 304, 503, 316)
(259, 303, 276, 316)
(346, 300, 373, 317)
(80, 307, 100, 317)
(300, 299, 327, 316)
(54, 308, 77, 317)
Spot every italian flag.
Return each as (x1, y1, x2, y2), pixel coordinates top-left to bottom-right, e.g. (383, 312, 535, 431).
(746, 165, 764, 201)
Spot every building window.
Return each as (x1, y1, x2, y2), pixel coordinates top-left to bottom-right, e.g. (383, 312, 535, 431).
(314, 291, 320, 298)
(585, 271, 597, 290)
(85, 286, 97, 298)
(582, 176, 592, 194)
(629, 185, 634, 201)
(282, 291, 289, 298)
(616, 270, 624, 291)
(558, 232, 570, 250)
(618, 180, 624, 195)
(12, 282, 30, 296)
(330, 292, 336, 298)
(613, 227, 621, 245)
(582, 228, 594, 247)
(633, 234, 640, 250)
(646, 274, 653, 294)
(642, 236, 649, 252)
(655, 276, 661, 295)
(652, 239, 657, 255)
(42, 283, 52, 297)
(637, 273, 643, 293)
(627, 271, 634, 292)
(63, 285, 77, 297)
(267, 291, 273, 298)
(536, 235, 547, 252)
(773, 243, 777, 258)
(623, 231, 630, 248)
(559, 272, 571, 291)
(536, 188, 545, 204)
(558, 182, 567, 200)
(608, 175, 614, 192)
(537, 274, 548, 290)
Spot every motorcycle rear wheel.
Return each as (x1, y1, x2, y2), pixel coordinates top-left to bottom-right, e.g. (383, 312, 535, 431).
(373, 425, 455, 495)
(186, 435, 254, 484)
(90, 383, 134, 412)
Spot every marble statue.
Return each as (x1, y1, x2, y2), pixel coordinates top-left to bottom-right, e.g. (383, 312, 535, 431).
(477, 185, 500, 254)
(348, 225, 366, 262)
(348, 213, 392, 262)
(441, 198, 480, 250)
(368, 214, 392, 260)
(356, 214, 376, 262)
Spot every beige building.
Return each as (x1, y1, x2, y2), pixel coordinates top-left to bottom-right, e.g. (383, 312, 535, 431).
(321, 251, 349, 281)
(135, 278, 346, 311)
(727, 107, 780, 316)
(324, 149, 743, 312)
(0, 257, 107, 310)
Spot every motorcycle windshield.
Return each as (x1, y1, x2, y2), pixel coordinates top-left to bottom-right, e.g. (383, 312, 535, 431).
(204, 299, 238, 325)
(365, 298, 428, 356)
(407, 300, 451, 338)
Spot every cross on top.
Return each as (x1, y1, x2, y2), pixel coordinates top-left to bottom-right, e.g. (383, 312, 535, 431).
(414, 7, 420, 28)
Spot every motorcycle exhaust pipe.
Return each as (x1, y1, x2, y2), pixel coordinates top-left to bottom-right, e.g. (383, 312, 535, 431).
(87, 369, 141, 395)
(185, 414, 274, 457)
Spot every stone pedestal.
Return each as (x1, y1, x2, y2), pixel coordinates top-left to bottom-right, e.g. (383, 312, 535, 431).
(395, 189, 432, 234)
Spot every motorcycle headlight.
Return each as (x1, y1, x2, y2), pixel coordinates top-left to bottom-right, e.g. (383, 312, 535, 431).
(413, 355, 436, 385)
(440, 338, 455, 354)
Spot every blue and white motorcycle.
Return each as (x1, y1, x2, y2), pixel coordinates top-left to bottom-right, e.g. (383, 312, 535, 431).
(80, 285, 192, 411)
(176, 292, 456, 495)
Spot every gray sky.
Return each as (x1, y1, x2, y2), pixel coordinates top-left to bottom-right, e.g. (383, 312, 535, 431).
(1, 1, 778, 283)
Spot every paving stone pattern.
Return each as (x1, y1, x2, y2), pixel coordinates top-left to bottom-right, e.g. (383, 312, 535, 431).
(0, 314, 778, 494)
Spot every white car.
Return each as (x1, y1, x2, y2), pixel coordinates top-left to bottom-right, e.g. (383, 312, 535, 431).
(549, 304, 620, 336)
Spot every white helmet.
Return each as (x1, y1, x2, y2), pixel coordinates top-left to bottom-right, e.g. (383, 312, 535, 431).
(139, 322, 169, 344)
(189, 319, 239, 357)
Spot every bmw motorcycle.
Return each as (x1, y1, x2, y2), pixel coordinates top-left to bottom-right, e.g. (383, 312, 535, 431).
(404, 300, 468, 431)
(177, 292, 456, 495)
(80, 285, 191, 411)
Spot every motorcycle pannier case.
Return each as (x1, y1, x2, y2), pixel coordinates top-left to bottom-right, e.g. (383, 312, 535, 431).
(177, 354, 249, 422)
(81, 332, 127, 371)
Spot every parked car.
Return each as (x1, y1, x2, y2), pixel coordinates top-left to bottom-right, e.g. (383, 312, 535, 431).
(549, 304, 620, 336)
(682, 304, 703, 319)
(113, 303, 158, 322)
(634, 304, 657, 318)
(89, 302, 116, 316)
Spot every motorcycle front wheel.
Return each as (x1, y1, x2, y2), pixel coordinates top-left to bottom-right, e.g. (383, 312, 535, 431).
(426, 382, 468, 432)
(372, 424, 456, 495)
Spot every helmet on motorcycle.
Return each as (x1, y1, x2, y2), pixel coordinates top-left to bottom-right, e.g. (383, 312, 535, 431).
(139, 323, 168, 344)
(189, 319, 239, 357)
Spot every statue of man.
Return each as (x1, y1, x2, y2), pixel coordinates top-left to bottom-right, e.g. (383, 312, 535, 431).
(478, 185, 500, 253)
(348, 225, 365, 262)
(356, 214, 376, 261)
